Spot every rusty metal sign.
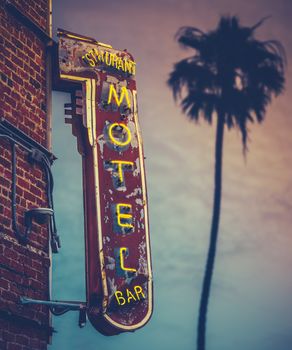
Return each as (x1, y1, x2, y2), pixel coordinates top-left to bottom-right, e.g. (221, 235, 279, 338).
(57, 30, 153, 335)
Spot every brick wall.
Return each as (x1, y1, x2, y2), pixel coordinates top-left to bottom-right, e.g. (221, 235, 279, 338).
(0, 1, 52, 349)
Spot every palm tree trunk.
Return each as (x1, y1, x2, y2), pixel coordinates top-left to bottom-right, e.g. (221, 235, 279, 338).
(197, 114, 224, 350)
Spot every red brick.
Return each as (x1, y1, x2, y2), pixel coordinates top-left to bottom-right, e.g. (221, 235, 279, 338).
(1, 2, 49, 348)
(12, 72, 23, 86)
(0, 278, 10, 289)
(7, 343, 22, 350)
(4, 247, 19, 260)
(29, 338, 40, 348)
(3, 330, 15, 342)
(15, 334, 29, 346)
(31, 259, 42, 271)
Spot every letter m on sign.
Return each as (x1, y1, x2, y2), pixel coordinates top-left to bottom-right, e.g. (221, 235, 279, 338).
(107, 85, 131, 108)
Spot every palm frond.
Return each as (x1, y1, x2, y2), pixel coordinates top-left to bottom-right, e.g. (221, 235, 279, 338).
(168, 15, 286, 150)
(250, 15, 272, 31)
(167, 58, 216, 100)
(181, 91, 217, 122)
(175, 26, 206, 51)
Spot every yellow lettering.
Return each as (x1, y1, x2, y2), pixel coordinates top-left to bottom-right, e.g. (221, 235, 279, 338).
(109, 53, 118, 68)
(124, 60, 136, 75)
(119, 247, 136, 273)
(115, 291, 126, 305)
(117, 204, 133, 228)
(105, 51, 111, 65)
(82, 49, 136, 74)
(108, 122, 131, 147)
(132, 62, 136, 75)
(107, 84, 131, 108)
(87, 49, 97, 65)
(115, 288, 143, 306)
(117, 58, 125, 71)
(88, 49, 97, 64)
(110, 160, 133, 184)
(96, 48, 104, 62)
(124, 60, 132, 73)
(84, 53, 95, 67)
(134, 285, 145, 300)
(126, 289, 137, 303)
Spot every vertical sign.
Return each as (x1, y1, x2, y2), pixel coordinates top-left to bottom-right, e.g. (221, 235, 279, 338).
(58, 30, 153, 335)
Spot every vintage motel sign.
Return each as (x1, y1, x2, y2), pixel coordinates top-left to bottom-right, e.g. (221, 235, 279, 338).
(57, 30, 153, 335)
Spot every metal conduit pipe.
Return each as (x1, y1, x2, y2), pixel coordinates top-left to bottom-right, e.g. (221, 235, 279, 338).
(0, 130, 60, 252)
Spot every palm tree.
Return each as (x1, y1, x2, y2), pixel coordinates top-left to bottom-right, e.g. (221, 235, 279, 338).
(168, 16, 285, 350)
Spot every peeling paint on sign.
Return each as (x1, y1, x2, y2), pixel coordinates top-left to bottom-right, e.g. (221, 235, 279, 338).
(58, 29, 153, 336)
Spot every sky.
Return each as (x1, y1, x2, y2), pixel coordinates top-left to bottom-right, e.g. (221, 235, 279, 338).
(50, 1, 292, 349)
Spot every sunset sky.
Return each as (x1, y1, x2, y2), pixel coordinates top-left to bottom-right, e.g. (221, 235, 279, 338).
(50, 0, 292, 349)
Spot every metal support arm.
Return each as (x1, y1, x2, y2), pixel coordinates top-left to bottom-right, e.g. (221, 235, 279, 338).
(20, 297, 87, 328)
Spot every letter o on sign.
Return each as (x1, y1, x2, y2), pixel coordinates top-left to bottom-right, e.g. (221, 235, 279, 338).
(108, 123, 131, 147)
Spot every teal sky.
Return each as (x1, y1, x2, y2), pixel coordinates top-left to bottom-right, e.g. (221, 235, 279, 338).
(49, 1, 292, 349)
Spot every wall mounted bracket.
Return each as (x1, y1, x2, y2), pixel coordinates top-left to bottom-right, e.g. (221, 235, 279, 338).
(20, 297, 88, 328)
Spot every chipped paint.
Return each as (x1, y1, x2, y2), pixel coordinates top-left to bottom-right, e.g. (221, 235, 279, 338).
(97, 135, 106, 155)
(133, 158, 141, 177)
(126, 187, 142, 198)
(135, 198, 143, 206)
(106, 257, 116, 271)
(58, 30, 153, 336)
(140, 208, 145, 220)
